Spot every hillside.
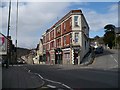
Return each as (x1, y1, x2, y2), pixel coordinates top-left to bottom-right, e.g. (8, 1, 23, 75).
(16, 47, 30, 58)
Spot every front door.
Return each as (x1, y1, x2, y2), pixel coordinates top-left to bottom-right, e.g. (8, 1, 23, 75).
(74, 52, 78, 65)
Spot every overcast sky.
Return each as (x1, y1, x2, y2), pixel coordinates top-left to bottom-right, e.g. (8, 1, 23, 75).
(0, 0, 119, 49)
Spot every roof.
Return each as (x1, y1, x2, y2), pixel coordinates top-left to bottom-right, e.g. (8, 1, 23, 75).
(49, 10, 82, 31)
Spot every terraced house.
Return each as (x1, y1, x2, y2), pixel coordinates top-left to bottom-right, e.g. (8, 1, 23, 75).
(42, 10, 90, 65)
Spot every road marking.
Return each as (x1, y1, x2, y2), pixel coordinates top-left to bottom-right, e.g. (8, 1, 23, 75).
(62, 83, 71, 89)
(110, 55, 118, 63)
(34, 73, 44, 79)
(41, 86, 48, 88)
(33, 72, 72, 90)
(110, 55, 113, 58)
(27, 70, 45, 87)
(113, 58, 118, 63)
(25, 67, 72, 90)
(28, 70, 31, 72)
(47, 85, 56, 88)
(9, 65, 23, 67)
(44, 78, 61, 84)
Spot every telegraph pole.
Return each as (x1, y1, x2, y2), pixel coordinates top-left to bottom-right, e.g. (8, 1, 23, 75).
(7, 0, 11, 37)
(6, 0, 12, 68)
(16, 0, 19, 64)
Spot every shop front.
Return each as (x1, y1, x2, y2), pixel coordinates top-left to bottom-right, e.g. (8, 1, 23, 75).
(50, 50, 55, 64)
(46, 50, 50, 64)
(43, 49, 46, 63)
(55, 48, 62, 64)
(73, 46, 81, 65)
(62, 48, 71, 64)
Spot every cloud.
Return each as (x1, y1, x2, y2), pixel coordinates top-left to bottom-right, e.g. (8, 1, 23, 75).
(108, 3, 118, 11)
(1, 2, 71, 48)
(0, 2, 118, 48)
(81, 4, 118, 32)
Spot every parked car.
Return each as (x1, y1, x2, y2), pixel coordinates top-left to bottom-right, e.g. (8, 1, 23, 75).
(17, 58, 26, 64)
(94, 46, 104, 54)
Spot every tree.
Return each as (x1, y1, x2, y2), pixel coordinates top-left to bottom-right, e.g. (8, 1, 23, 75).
(104, 24, 115, 32)
(103, 24, 116, 49)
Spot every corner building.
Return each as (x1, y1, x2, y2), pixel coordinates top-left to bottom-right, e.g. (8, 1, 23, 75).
(42, 10, 90, 65)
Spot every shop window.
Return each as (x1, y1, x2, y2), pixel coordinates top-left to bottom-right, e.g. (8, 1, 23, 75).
(51, 54, 55, 60)
(64, 53, 70, 64)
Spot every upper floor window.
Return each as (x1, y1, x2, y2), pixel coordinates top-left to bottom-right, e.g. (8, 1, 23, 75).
(46, 34, 49, 42)
(70, 18, 72, 27)
(74, 16, 79, 27)
(70, 33, 72, 44)
(51, 41, 54, 48)
(64, 22, 66, 31)
(75, 33, 79, 43)
(56, 26, 61, 34)
(64, 36, 66, 45)
(43, 36, 45, 43)
(51, 30, 54, 39)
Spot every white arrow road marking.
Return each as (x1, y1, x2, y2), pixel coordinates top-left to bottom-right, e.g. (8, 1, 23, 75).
(62, 83, 71, 89)
(47, 85, 56, 88)
(25, 66, 72, 90)
(30, 71, 72, 89)
(34, 73, 44, 79)
(44, 78, 61, 84)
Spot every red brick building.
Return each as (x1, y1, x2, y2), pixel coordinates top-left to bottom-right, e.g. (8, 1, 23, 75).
(42, 10, 89, 65)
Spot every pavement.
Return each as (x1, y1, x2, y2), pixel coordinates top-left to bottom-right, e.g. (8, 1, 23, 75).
(2, 65, 44, 89)
(88, 49, 119, 71)
(80, 50, 95, 66)
(0, 66, 2, 90)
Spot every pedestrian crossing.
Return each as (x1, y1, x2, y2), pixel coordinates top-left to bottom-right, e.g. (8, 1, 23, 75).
(9, 64, 23, 67)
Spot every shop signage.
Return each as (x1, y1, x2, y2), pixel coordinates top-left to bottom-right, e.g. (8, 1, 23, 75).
(56, 52, 62, 55)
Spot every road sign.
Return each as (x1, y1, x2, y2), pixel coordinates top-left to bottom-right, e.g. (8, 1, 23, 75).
(0, 34, 7, 55)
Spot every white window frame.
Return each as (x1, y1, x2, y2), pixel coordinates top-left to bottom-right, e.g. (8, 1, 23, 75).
(74, 16, 79, 27)
(64, 36, 66, 46)
(75, 33, 79, 43)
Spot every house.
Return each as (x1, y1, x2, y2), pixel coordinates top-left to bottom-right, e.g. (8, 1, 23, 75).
(115, 27, 120, 36)
(0, 33, 16, 66)
(34, 38, 44, 64)
(42, 10, 90, 65)
(115, 27, 120, 48)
